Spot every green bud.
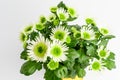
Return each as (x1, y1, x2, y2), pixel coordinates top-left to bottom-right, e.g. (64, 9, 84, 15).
(85, 18, 96, 26)
(36, 23, 45, 30)
(50, 6, 57, 13)
(24, 25, 33, 34)
(40, 16, 47, 24)
(19, 32, 27, 43)
(47, 60, 59, 70)
(100, 28, 109, 35)
(23, 42, 28, 49)
(53, 19, 59, 26)
(68, 7, 77, 17)
(71, 27, 77, 33)
(74, 31, 81, 39)
(48, 14, 56, 22)
(66, 36, 71, 43)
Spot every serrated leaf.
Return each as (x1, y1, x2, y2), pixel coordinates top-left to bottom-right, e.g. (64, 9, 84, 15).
(54, 66, 68, 78)
(63, 60, 75, 70)
(67, 69, 76, 79)
(86, 45, 96, 56)
(67, 37, 78, 48)
(20, 50, 28, 60)
(78, 49, 89, 63)
(36, 62, 42, 71)
(44, 69, 61, 80)
(99, 39, 109, 47)
(107, 52, 115, 60)
(20, 61, 37, 76)
(29, 31, 39, 41)
(77, 69, 86, 78)
(104, 60, 116, 70)
(67, 49, 80, 60)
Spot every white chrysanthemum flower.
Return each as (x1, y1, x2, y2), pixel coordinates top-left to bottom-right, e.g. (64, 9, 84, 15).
(100, 28, 109, 35)
(48, 40, 68, 62)
(57, 8, 69, 21)
(27, 33, 50, 62)
(89, 59, 104, 71)
(97, 46, 110, 59)
(81, 27, 95, 40)
(50, 26, 69, 42)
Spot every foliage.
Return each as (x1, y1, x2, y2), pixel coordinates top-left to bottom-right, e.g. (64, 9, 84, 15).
(19, 1, 116, 80)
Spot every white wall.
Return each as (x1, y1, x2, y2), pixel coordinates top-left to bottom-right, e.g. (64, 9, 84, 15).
(0, 0, 120, 80)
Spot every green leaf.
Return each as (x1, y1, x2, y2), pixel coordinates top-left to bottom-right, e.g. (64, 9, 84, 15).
(67, 37, 78, 48)
(77, 69, 86, 78)
(63, 60, 75, 70)
(36, 62, 42, 71)
(77, 49, 90, 68)
(78, 49, 89, 63)
(44, 69, 61, 80)
(20, 50, 28, 60)
(67, 49, 80, 60)
(54, 66, 68, 78)
(67, 17, 77, 21)
(104, 60, 116, 70)
(99, 39, 109, 48)
(107, 52, 115, 60)
(29, 31, 39, 41)
(102, 35, 115, 39)
(86, 45, 96, 57)
(57, 1, 67, 10)
(20, 61, 37, 76)
(67, 69, 76, 79)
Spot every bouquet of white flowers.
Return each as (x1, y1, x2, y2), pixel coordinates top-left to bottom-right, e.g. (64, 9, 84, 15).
(19, 1, 116, 80)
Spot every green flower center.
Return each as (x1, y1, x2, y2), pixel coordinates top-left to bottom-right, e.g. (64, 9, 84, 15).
(92, 61, 101, 70)
(47, 60, 59, 70)
(50, 46, 62, 57)
(99, 50, 107, 57)
(83, 32, 90, 39)
(33, 42, 47, 58)
(54, 30, 65, 41)
(58, 13, 66, 21)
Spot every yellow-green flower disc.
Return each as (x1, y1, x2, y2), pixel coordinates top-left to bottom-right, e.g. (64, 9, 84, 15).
(92, 61, 101, 71)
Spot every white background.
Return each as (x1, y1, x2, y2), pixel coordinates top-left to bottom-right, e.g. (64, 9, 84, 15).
(0, 0, 120, 80)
